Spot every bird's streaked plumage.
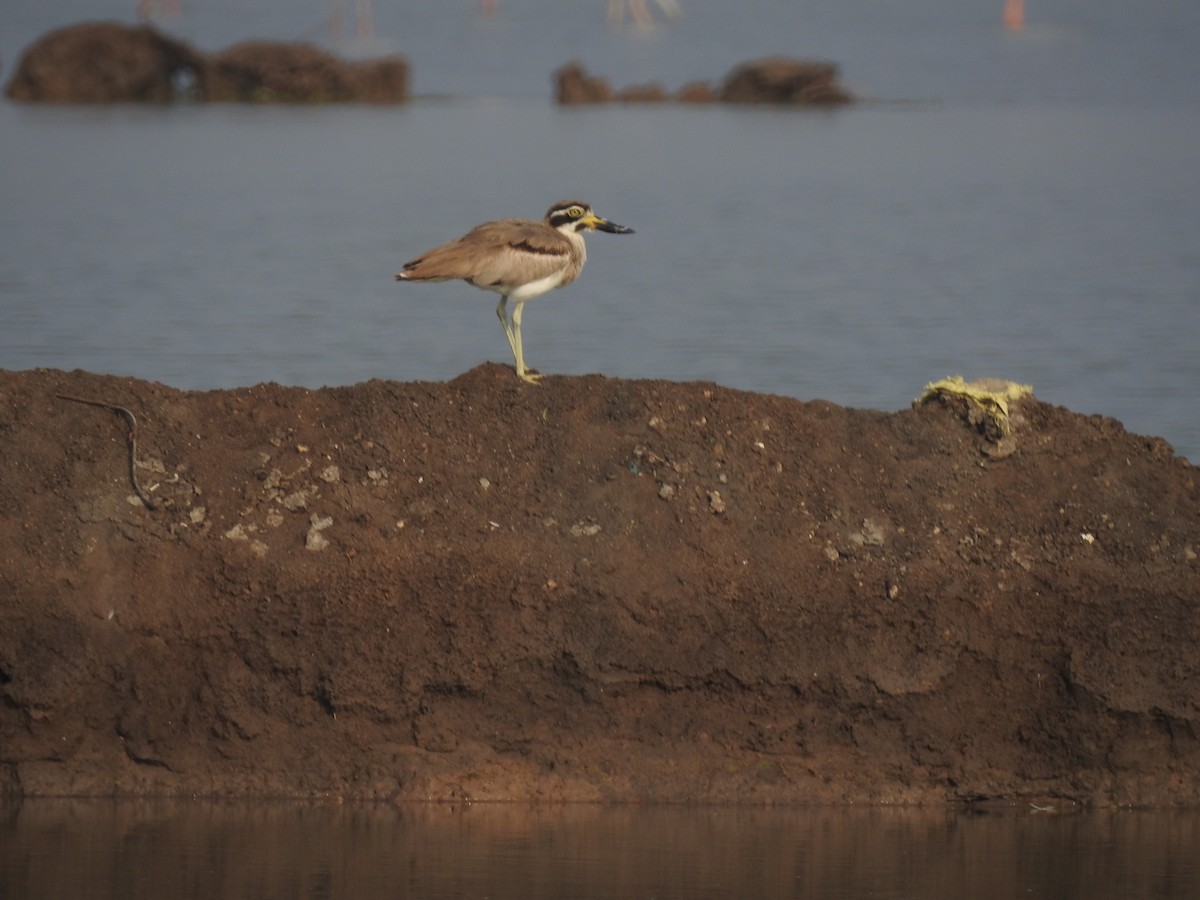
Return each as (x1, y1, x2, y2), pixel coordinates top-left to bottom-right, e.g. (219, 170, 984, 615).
(396, 200, 634, 383)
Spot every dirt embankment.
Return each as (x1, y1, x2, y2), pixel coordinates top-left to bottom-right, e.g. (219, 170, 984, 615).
(1, 365, 1197, 805)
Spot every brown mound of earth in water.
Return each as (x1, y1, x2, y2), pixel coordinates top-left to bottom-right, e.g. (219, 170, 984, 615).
(3, 21, 409, 104)
(554, 57, 854, 106)
(1, 365, 1197, 806)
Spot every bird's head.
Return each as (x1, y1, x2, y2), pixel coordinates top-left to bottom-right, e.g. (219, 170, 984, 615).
(546, 200, 635, 235)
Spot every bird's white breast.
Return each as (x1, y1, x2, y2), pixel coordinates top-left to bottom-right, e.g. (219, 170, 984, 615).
(508, 270, 569, 302)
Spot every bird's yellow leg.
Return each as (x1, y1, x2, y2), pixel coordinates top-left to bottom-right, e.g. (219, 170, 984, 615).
(496, 296, 520, 364)
(510, 302, 542, 383)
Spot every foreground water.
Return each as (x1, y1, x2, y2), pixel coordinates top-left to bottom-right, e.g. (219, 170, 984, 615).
(3, 800, 1200, 900)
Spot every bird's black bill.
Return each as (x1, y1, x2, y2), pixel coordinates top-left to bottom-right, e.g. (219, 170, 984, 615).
(597, 220, 635, 234)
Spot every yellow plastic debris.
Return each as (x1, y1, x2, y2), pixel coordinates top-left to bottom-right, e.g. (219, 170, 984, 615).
(917, 376, 1033, 435)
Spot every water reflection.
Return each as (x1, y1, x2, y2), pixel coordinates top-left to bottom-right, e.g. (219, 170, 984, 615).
(3, 800, 1199, 899)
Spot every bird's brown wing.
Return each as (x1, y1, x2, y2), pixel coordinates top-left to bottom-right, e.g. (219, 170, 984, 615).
(397, 218, 573, 286)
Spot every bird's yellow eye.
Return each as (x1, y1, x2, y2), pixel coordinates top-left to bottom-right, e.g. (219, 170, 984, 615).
(568, 206, 584, 218)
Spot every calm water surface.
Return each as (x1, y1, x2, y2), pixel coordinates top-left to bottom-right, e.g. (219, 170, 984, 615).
(3, 1, 1199, 459)
(3, 800, 1200, 900)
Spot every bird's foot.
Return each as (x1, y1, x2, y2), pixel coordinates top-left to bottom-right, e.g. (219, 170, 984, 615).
(516, 368, 544, 384)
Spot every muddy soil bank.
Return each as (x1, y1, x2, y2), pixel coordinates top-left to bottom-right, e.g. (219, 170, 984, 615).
(1, 365, 1197, 805)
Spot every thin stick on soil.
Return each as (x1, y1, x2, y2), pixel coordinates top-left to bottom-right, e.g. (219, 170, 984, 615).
(55, 393, 158, 510)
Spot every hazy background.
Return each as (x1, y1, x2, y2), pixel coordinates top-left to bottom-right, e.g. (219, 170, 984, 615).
(3, 0, 1199, 460)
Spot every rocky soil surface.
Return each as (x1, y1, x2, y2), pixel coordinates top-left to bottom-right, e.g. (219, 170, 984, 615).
(2, 365, 1197, 805)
